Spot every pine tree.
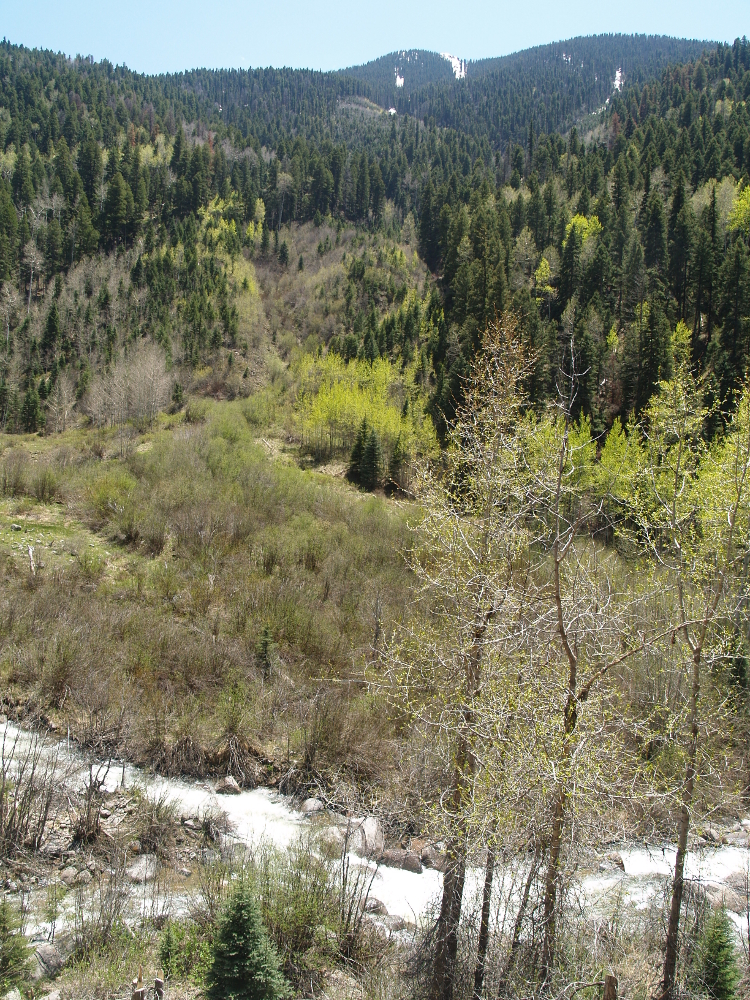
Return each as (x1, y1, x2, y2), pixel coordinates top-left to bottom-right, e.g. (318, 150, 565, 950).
(206, 882, 289, 1000)
(0, 894, 31, 992)
(359, 428, 382, 490)
(693, 907, 740, 1000)
(21, 384, 40, 433)
(348, 418, 368, 482)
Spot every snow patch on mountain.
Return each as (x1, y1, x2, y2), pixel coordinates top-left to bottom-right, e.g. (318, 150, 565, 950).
(614, 67, 623, 91)
(440, 53, 467, 80)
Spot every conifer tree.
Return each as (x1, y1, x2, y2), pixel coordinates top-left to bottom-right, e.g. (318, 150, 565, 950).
(0, 894, 31, 992)
(206, 882, 289, 1000)
(348, 418, 368, 482)
(359, 427, 382, 489)
(693, 908, 740, 1000)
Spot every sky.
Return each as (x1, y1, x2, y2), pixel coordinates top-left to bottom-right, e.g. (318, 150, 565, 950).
(2, 0, 747, 75)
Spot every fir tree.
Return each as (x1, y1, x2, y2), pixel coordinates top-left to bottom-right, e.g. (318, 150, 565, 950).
(21, 384, 40, 433)
(206, 882, 289, 1000)
(348, 418, 368, 482)
(693, 907, 740, 1000)
(0, 894, 31, 992)
(359, 427, 382, 490)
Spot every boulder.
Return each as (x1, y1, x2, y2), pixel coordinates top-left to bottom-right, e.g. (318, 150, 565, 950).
(58, 866, 78, 887)
(126, 854, 158, 884)
(321, 969, 365, 1000)
(301, 797, 325, 814)
(320, 826, 345, 852)
(706, 885, 746, 913)
(379, 849, 422, 874)
(364, 897, 388, 916)
(360, 817, 384, 858)
(3, 988, 22, 1000)
(724, 830, 749, 847)
(216, 775, 241, 795)
(383, 914, 407, 932)
(75, 869, 92, 886)
(421, 845, 446, 871)
(33, 942, 64, 978)
(345, 824, 367, 856)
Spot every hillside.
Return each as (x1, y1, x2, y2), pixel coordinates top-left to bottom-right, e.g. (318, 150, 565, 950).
(1, 29, 750, 1000)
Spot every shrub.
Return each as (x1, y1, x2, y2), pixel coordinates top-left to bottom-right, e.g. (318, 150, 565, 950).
(206, 881, 290, 1000)
(693, 907, 740, 1000)
(0, 894, 31, 992)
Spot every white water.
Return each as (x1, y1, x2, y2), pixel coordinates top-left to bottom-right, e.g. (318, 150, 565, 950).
(3, 721, 749, 931)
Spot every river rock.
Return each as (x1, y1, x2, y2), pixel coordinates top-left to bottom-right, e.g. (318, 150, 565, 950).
(379, 848, 422, 873)
(359, 817, 384, 857)
(59, 866, 78, 886)
(598, 852, 626, 872)
(33, 941, 64, 978)
(320, 826, 345, 852)
(364, 897, 388, 915)
(321, 969, 364, 1000)
(702, 825, 727, 844)
(301, 797, 325, 814)
(707, 885, 746, 913)
(216, 775, 241, 795)
(421, 845, 446, 871)
(126, 854, 158, 883)
(724, 830, 749, 847)
(383, 914, 407, 931)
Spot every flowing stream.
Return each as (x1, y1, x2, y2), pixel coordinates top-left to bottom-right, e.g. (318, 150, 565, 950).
(2, 720, 749, 941)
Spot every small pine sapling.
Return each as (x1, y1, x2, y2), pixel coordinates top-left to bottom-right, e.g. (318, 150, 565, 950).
(206, 882, 289, 1000)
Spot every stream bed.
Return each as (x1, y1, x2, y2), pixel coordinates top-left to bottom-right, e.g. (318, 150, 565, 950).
(2, 720, 749, 948)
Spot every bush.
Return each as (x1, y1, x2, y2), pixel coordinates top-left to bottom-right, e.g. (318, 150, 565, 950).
(0, 894, 31, 992)
(693, 907, 740, 1000)
(206, 881, 290, 1000)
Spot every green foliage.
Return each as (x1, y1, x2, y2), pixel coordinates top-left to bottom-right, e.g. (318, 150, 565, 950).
(160, 919, 213, 984)
(206, 881, 290, 1000)
(0, 894, 31, 992)
(21, 383, 41, 433)
(693, 908, 740, 1000)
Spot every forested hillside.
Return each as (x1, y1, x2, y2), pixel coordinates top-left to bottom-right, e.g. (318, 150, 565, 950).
(345, 35, 710, 137)
(3, 27, 750, 1000)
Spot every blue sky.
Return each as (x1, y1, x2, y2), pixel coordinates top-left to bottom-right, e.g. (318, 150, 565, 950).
(2, 0, 747, 74)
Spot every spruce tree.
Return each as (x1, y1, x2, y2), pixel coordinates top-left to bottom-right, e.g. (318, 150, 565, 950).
(693, 907, 740, 1000)
(348, 418, 368, 482)
(0, 894, 31, 992)
(206, 882, 289, 1000)
(359, 428, 382, 490)
(21, 384, 40, 433)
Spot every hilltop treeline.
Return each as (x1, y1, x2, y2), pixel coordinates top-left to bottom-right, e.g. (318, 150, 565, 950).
(418, 38, 750, 435)
(0, 34, 749, 440)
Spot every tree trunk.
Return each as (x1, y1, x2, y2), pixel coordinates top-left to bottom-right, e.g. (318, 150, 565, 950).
(431, 834, 468, 1000)
(539, 779, 567, 983)
(473, 845, 495, 1000)
(660, 648, 701, 1000)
